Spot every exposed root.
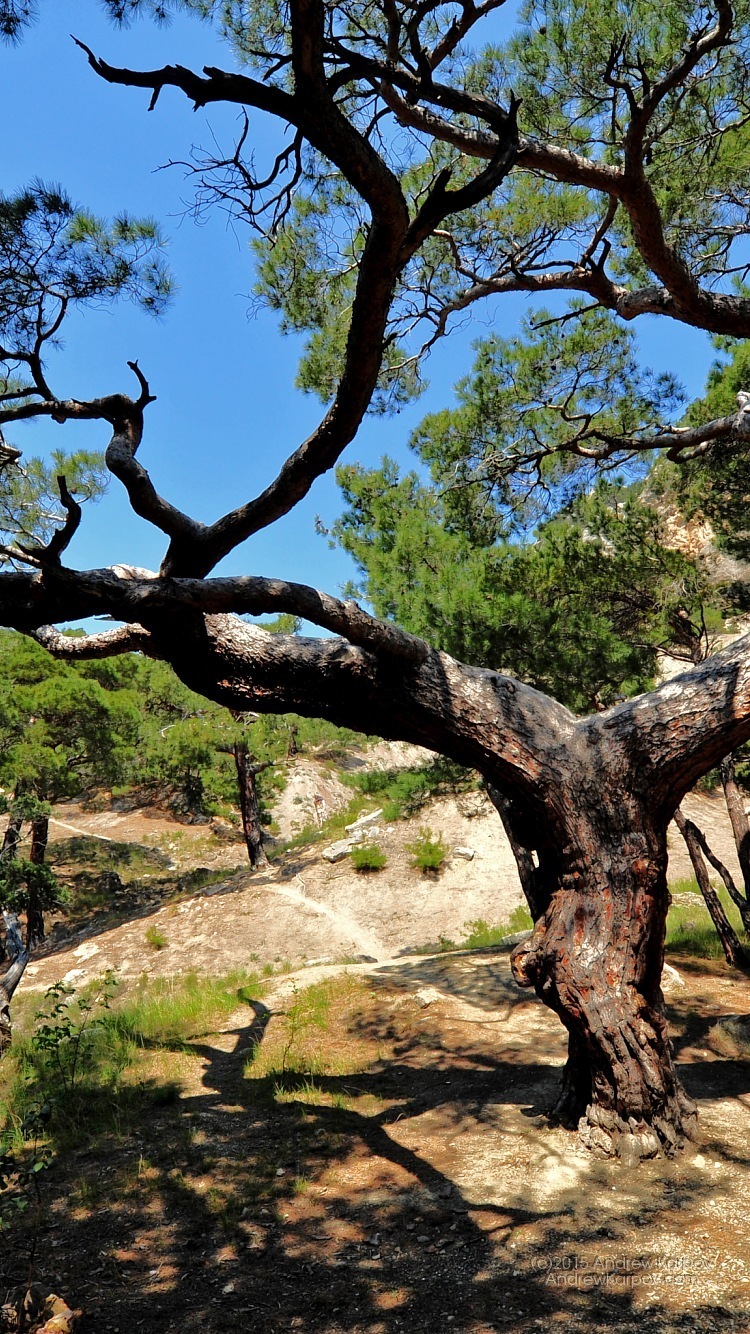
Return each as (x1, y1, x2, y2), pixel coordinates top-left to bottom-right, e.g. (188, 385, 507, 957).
(577, 1098, 698, 1163)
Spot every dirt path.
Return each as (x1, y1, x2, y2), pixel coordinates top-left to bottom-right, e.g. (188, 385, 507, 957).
(9, 949, 750, 1334)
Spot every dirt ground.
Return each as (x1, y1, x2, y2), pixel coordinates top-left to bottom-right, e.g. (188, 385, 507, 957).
(14, 783, 742, 998)
(4, 951, 750, 1333)
(5, 772, 750, 1332)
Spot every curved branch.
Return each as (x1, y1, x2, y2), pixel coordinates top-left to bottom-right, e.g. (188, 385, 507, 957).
(30, 623, 154, 658)
(17, 474, 81, 566)
(589, 632, 750, 815)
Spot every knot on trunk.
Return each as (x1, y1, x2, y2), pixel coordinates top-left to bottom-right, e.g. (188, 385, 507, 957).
(509, 928, 542, 988)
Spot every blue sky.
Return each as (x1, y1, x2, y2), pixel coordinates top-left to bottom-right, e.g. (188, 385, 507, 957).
(0, 1, 720, 614)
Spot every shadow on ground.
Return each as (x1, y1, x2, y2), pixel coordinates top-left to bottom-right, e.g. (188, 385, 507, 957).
(3, 957, 750, 1334)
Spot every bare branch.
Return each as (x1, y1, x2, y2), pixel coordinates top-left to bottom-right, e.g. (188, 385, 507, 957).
(30, 623, 154, 658)
(17, 474, 82, 566)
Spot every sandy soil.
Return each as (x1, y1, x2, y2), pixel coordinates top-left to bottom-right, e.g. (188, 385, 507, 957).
(10, 781, 745, 999)
(5, 951, 750, 1333)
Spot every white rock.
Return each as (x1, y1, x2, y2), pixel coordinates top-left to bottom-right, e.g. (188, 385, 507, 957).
(662, 963, 686, 989)
(453, 846, 476, 861)
(345, 809, 383, 834)
(414, 986, 444, 1007)
(350, 825, 383, 845)
(73, 941, 100, 960)
(322, 839, 353, 863)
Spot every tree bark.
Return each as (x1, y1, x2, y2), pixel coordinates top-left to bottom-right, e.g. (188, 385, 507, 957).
(233, 742, 269, 869)
(509, 789, 697, 1160)
(673, 808, 750, 971)
(25, 814, 49, 947)
(2, 812, 22, 860)
(719, 755, 750, 925)
(0, 912, 29, 1058)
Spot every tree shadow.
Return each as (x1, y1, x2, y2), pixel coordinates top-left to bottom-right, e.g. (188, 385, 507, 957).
(3, 976, 747, 1333)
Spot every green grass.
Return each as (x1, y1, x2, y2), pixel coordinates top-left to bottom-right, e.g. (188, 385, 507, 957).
(412, 904, 534, 955)
(665, 879, 748, 960)
(0, 969, 265, 1150)
(344, 758, 478, 821)
(145, 924, 168, 950)
(268, 793, 375, 857)
(405, 828, 448, 874)
(350, 843, 388, 872)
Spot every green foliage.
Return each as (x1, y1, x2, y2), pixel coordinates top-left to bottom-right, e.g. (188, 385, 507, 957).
(334, 453, 711, 710)
(0, 182, 170, 354)
(0, 447, 108, 566)
(277, 980, 332, 1076)
(0, 1100, 52, 1243)
(350, 842, 387, 872)
(145, 924, 168, 950)
(0, 969, 263, 1148)
(0, 632, 141, 806)
(31, 971, 119, 1096)
(461, 907, 534, 949)
(0, 858, 63, 916)
(655, 340, 750, 583)
(405, 827, 448, 874)
(347, 758, 477, 821)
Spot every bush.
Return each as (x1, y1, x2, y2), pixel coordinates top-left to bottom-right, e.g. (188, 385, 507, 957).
(145, 925, 168, 950)
(406, 828, 448, 874)
(346, 759, 477, 821)
(350, 843, 387, 873)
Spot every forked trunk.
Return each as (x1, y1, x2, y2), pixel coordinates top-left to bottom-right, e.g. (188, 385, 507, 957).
(719, 755, 750, 930)
(233, 742, 269, 869)
(674, 808, 749, 970)
(509, 793, 696, 1161)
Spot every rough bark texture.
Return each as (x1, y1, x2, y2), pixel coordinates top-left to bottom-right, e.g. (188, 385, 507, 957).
(0, 913, 29, 1058)
(720, 756, 750, 924)
(508, 786, 697, 1161)
(232, 743, 269, 870)
(674, 808, 749, 971)
(26, 815, 49, 948)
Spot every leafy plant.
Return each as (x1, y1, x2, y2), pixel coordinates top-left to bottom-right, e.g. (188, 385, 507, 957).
(350, 843, 387, 872)
(31, 971, 119, 1096)
(405, 828, 448, 874)
(145, 925, 168, 951)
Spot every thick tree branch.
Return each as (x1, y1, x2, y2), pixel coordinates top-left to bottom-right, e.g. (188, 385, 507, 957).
(588, 636, 750, 815)
(30, 623, 154, 658)
(17, 474, 81, 566)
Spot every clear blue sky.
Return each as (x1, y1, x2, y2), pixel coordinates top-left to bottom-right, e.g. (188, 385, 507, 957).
(0, 2, 719, 614)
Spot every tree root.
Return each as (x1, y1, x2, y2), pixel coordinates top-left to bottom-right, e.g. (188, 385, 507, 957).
(576, 1099, 698, 1163)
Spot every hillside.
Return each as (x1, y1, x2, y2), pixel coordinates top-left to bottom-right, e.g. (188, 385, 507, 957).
(7, 743, 746, 997)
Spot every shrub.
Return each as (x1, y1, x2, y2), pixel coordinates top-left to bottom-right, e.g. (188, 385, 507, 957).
(350, 843, 387, 872)
(145, 925, 168, 950)
(406, 828, 448, 873)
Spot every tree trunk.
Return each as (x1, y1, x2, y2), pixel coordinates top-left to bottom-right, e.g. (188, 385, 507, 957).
(25, 814, 49, 947)
(674, 808, 750, 970)
(233, 742, 269, 869)
(2, 812, 22, 860)
(719, 754, 750, 927)
(0, 912, 29, 1058)
(486, 784, 558, 921)
(509, 792, 696, 1160)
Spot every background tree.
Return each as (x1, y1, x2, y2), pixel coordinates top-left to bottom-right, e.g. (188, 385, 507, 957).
(6, 0, 750, 1157)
